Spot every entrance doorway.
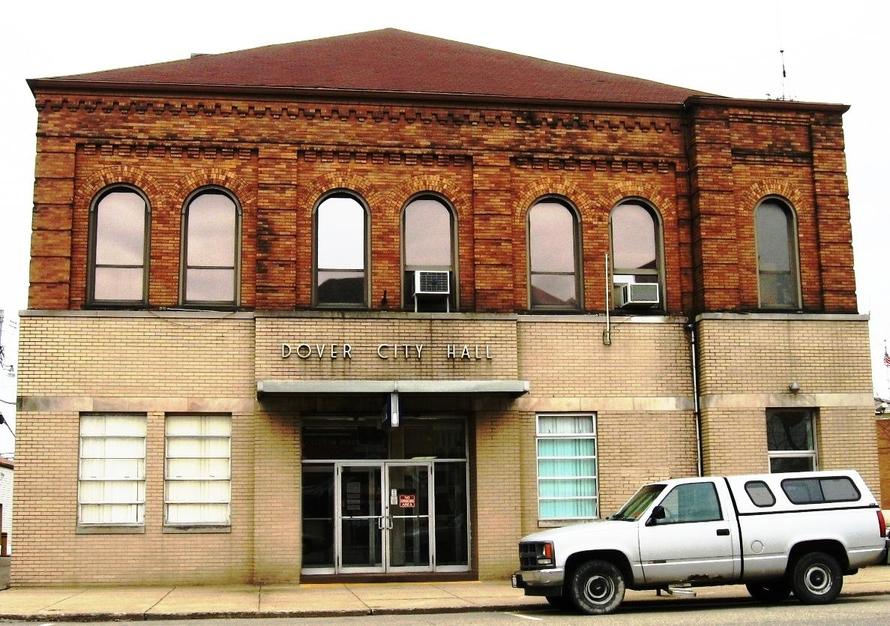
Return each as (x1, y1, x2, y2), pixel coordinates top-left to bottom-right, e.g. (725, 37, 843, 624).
(339, 462, 431, 573)
(301, 417, 470, 576)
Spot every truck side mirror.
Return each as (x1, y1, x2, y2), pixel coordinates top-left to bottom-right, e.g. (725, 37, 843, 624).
(646, 505, 666, 526)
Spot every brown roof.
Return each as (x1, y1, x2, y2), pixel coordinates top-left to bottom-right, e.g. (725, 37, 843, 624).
(29, 29, 714, 106)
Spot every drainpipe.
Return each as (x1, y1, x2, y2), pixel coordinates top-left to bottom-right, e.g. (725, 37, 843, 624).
(686, 321, 703, 477)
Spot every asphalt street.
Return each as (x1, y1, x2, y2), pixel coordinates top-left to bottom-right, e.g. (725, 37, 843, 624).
(5, 593, 889, 625)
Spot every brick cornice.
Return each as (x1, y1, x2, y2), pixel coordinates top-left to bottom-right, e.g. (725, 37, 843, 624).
(34, 94, 684, 133)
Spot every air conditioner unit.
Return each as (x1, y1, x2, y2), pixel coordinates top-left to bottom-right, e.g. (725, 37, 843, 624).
(617, 283, 659, 307)
(414, 270, 450, 295)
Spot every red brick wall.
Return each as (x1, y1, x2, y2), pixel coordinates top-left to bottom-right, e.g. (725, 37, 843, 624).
(27, 92, 857, 314)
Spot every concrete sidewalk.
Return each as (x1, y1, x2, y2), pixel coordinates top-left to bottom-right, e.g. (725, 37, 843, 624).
(1, 567, 889, 621)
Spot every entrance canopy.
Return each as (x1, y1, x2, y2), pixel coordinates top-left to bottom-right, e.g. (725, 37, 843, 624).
(257, 379, 530, 395)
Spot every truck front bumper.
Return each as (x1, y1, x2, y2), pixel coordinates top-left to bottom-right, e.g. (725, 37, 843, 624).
(511, 568, 565, 596)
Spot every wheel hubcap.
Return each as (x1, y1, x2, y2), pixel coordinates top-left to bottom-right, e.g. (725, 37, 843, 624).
(804, 564, 832, 595)
(584, 575, 614, 604)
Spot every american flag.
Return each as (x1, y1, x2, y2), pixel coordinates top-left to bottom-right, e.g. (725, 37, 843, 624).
(885, 346, 890, 368)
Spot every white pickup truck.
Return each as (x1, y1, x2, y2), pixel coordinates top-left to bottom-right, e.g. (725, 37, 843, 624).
(512, 470, 888, 614)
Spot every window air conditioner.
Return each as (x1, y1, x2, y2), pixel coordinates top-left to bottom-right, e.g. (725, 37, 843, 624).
(414, 270, 451, 295)
(617, 283, 659, 307)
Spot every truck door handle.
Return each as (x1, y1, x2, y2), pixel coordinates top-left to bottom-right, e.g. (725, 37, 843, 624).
(716, 528, 730, 536)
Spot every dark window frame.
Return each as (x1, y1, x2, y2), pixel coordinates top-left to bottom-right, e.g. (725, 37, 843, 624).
(754, 196, 802, 310)
(400, 192, 459, 311)
(526, 196, 583, 311)
(179, 186, 242, 308)
(87, 184, 151, 307)
(312, 190, 371, 309)
(609, 198, 665, 310)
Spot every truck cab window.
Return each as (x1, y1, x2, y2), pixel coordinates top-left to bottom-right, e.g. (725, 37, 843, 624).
(657, 482, 722, 523)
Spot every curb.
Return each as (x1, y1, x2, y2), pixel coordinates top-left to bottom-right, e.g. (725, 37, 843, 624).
(0, 590, 888, 622)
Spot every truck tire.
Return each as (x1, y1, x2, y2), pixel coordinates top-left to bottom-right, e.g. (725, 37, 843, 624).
(745, 581, 792, 603)
(791, 551, 843, 604)
(570, 559, 625, 615)
(545, 595, 574, 611)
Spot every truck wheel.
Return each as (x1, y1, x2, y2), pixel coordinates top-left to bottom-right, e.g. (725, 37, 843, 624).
(745, 581, 792, 602)
(791, 552, 843, 604)
(570, 559, 625, 615)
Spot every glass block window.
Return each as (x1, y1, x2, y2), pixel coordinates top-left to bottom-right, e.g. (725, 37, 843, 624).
(536, 414, 598, 520)
(78, 414, 146, 525)
(767, 408, 816, 473)
(165, 414, 231, 525)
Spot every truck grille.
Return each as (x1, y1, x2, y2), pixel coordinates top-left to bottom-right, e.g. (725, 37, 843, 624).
(519, 542, 548, 570)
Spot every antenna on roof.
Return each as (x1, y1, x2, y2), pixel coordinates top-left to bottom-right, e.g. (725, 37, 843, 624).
(779, 49, 787, 101)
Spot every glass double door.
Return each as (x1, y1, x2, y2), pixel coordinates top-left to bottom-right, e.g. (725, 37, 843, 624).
(338, 462, 432, 573)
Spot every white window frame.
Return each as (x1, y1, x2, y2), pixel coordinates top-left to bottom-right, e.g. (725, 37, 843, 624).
(78, 413, 146, 527)
(766, 408, 818, 472)
(164, 414, 232, 527)
(536, 413, 599, 522)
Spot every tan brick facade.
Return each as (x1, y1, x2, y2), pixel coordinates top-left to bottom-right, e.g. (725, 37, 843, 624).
(16, 33, 878, 587)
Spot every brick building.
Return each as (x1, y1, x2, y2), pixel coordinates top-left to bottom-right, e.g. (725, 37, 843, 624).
(13, 29, 877, 585)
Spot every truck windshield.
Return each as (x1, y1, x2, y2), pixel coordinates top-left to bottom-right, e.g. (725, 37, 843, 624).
(610, 484, 666, 521)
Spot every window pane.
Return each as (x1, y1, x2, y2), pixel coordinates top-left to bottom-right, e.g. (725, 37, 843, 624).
(757, 202, 793, 272)
(539, 479, 597, 497)
(317, 270, 364, 304)
(166, 503, 228, 525)
(538, 415, 594, 435)
(539, 499, 596, 519)
(612, 202, 656, 270)
(530, 273, 577, 307)
(186, 193, 237, 266)
(530, 202, 576, 273)
(186, 268, 235, 302)
(538, 438, 596, 457)
(770, 456, 815, 473)
(167, 457, 230, 480)
(538, 458, 596, 478)
(94, 267, 144, 301)
(782, 477, 823, 503)
(744, 481, 776, 507)
(405, 198, 452, 267)
(95, 191, 146, 265)
(767, 410, 814, 451)
(821, 478, 859, 502)
(759, 271, 796, 308)
(659, 482, 722, 523)
(317, 196, 365, 269)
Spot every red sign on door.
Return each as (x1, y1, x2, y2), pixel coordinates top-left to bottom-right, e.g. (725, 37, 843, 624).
(398, 493, 416, 508)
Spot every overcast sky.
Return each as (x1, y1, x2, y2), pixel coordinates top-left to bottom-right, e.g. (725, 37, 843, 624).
(1, 0, 888, 454)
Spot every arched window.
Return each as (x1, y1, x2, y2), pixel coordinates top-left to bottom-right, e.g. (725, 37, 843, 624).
(610, 200, 662, 308)
(182, 188, 240, 305)
(528, 199, 580, 309)
(89, 186, 150, 305)
(756, 198, 800, 309)
(315, 192, 368, 307)
(403, 196, 455, 311)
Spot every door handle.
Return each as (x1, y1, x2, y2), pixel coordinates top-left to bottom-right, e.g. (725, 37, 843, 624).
(716, 528, 730, 536)
(378, 517, 385, 530)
